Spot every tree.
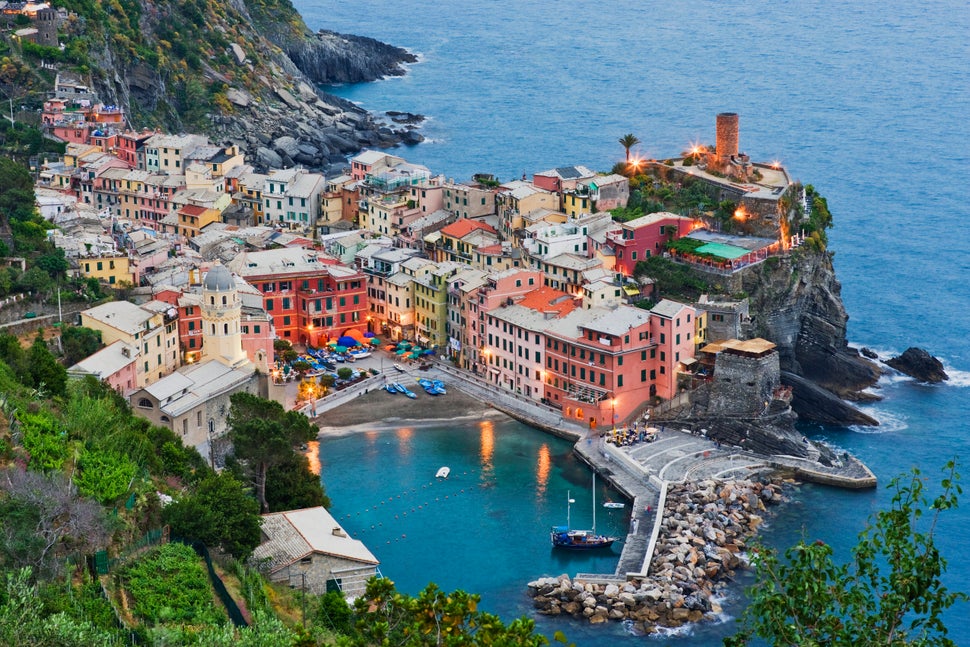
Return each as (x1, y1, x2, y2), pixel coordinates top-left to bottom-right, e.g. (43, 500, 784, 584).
(0, 568, 121, 646)
(0, 467, 110, 578)
(228, 392, 316, 512)
(26, 335, 66, 397)
(619, 133, 640, 163)
(161, 472, 262, 560)
(726, 462, 966, 647)
(265, 452, 329, 512)
(340, 578, 556, 647)
(336, 367, 353, 381)
(60, 326, 102, 366)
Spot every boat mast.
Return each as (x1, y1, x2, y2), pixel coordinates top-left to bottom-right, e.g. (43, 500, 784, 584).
(566, 490, 573, 528)
(592, 472, 597, 534)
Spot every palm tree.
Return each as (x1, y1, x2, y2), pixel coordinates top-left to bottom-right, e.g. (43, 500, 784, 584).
(619, 133, 640, 162)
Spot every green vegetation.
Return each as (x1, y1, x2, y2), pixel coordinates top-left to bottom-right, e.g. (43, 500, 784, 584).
(162, 473, 263, 560)
(337, 578, 560, 647)
(619, 133, 640, 162)
(634, 256, 711, 302)
(120, 542, 224, 626)
(227, 392, 320, 513)
(727, 462, 966, 647)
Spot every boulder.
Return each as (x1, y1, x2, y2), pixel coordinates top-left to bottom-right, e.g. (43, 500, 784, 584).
(255, 147, 282, 170)
(273, 136, 301, 159)
(226, 88, 251, 107)
(885, 347, 949, 384)
(401, 129, 425, 145)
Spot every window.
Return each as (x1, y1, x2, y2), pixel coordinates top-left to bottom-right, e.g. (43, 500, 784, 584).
(283, 316, 291, 325)
(137, 398, 153, 409)
(618, 375, 623, 387)
(266, 299, 274, 311)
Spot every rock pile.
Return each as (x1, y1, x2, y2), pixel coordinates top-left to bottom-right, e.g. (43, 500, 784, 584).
(527, 478, 784, 635)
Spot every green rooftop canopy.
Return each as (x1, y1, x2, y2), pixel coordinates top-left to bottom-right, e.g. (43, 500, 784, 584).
(693, 242, 751, 260)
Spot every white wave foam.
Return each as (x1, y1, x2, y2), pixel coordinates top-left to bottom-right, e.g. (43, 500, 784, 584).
(848, 343, 900, 361)
(648, 623, 695, 639)
(849, 407, 908, 434)
(940, 365, 970, 388)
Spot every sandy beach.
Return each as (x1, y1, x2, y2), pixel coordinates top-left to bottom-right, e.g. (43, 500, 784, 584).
(312, 385, 502, 436)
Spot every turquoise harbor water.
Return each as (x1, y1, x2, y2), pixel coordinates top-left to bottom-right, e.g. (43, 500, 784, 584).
(301, 0, 970, 643)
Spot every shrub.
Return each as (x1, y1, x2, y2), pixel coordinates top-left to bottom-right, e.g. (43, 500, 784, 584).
(121, 542, 223, 626)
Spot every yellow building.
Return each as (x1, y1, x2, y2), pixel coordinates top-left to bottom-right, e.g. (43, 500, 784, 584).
(412, 261, 461, 349)
(79, 255, 134, 286)
(80, 300, 181, 387)
(176, 204, 223, 239)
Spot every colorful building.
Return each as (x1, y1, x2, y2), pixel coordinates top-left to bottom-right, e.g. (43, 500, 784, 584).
(606, 212, 699, 276)
(227, 247, 368, 346)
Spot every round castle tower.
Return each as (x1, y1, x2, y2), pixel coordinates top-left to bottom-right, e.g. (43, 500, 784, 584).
(201, 263, 250, 369)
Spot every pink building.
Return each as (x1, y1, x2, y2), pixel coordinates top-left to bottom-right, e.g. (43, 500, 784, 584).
(67, 340, 139, 395)
(648, 299, 697, 400)
(467, 269, 545, 369)
(481, 286, 577, 399)
(607, 212, 699, 276)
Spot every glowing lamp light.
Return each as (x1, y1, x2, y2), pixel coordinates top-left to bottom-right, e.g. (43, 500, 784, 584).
(771, 160, 782, 169)
(733, 207, 748, 220)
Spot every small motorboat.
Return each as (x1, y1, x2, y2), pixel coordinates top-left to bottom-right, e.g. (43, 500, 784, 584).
(603, 501, 626, 509)
(436, 466, 450, 479)
(385, 384, 397, 394)
(393, 363, 406, 372)
(393, 383, 407, 394)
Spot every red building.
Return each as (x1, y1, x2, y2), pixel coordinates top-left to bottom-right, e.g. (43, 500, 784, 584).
(227, 248, 368, 346)
(606, 212, 699, 276)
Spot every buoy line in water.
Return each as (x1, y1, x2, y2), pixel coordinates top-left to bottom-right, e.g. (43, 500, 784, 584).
(342, 469, 475, 520)
(339, 471, 477, 543)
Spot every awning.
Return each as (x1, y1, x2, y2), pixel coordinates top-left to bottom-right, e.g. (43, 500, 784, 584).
(622, 285, 640, 296)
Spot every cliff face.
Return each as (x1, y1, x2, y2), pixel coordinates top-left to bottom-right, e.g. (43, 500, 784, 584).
(739, 249, 882, 424)
(52, 0, 419, 169)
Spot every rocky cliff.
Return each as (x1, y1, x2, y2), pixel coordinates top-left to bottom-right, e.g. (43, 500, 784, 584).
(48, 0, 420, 169)
(739, 249, 882, 424)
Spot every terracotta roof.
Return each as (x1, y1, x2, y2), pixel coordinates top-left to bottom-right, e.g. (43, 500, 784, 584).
(517, 286, 577, 315)
(440, 219, 497, 239)
(179, 204, 208, 216)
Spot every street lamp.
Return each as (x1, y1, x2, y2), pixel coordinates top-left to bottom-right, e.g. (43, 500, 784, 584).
(611, 395, 617, 431)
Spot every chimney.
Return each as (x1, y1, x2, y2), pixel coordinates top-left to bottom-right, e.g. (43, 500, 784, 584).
(332, 526, 346, 537)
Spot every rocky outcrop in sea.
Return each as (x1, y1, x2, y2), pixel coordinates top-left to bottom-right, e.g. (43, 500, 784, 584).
(528, 478, 784, 635)
(884, 347, 949, 384)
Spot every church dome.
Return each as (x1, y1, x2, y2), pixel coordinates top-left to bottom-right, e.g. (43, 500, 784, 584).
(203, 264, 234, 292)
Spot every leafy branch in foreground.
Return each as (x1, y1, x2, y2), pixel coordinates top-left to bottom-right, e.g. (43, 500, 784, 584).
(726, 461, 966, 646)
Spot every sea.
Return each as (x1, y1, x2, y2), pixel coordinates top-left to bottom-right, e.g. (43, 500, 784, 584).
(298, 1, 970, 643)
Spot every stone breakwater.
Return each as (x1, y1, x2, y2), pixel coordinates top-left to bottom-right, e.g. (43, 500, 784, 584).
(527, 478, 785, 634)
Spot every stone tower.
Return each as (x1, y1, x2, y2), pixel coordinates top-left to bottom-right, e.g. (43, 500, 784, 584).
(715, 112, 739, 164)
(201, 263, 250, 369)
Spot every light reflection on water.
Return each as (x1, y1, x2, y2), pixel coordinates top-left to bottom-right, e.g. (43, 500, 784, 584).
(535, 443, 551, 501)
(396, 427, 413, 458)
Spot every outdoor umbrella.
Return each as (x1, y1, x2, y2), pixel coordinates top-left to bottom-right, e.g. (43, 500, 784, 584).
(395, 349, 406, 355)
(337, 335, 357, 347)
(369, 338, 381, 344)
(364, 331, 375, 338)
(334, 345, 348, 353)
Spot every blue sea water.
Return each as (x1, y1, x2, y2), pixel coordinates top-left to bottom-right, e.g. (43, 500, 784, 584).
(299, 0, 970, 643)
